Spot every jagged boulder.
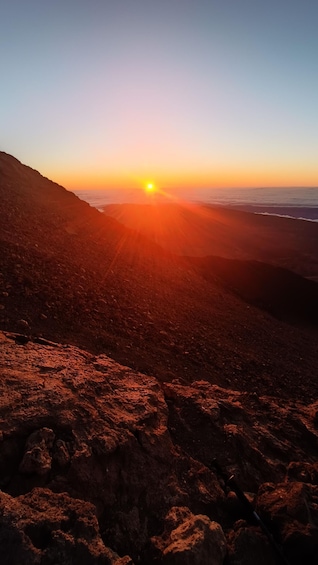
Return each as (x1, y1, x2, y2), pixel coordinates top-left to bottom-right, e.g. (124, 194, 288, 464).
(286, 461, 318, 484)
(151, 506, 227, 564)
(0, 487, 132, 565)
(0, 332, 223, 562)
(226, 522, 277, 565)
(19, 428, 55, 476)
(163, 380, 318, 490)
(257, 482, 318, 564)
(1, 331, 318, 563)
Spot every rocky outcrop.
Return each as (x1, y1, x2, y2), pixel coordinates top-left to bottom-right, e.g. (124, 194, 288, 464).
(0, 331, 223, 563)
(226, 523, 277, 565)
(257, 481, 318, 563)
(1, 331, 318, 563)
(0, 488, 132, 565)
(151, 506, 227, 564)
(163, 380, 318, 490)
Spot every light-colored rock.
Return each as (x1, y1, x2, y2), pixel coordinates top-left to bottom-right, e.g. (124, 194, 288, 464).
(151, 506, 227, 564)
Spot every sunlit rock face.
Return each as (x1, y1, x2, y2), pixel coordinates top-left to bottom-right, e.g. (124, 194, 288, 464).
(1, 331, 318, 564)
(0, 331, 223, 563)
(151, 506, 227, 565)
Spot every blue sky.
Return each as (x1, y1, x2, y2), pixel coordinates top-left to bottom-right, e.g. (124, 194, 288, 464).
(1, 0, 318, 190)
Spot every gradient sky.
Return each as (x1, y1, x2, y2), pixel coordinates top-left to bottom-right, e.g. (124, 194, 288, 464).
(1, 0, 318, 190)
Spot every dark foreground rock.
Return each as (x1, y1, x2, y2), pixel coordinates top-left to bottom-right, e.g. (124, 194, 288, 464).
(0, 488, 132, 565)
(257, 481, 318, 563)
(1, 331, 318, 563)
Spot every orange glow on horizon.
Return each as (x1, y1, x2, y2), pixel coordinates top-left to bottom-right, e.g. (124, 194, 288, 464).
(47, 162, 318, 192)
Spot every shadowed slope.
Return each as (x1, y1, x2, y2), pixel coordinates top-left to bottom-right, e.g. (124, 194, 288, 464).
(1, 152, 318, 401)
(189, 255, 318, 326)
(104, 200, 318, 325)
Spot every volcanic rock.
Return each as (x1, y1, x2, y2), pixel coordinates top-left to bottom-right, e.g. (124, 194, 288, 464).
(0, 332, 224, 562)
(151, 506, 227, 564)
(19, 428, 55, 476)
(0, 488, 132, 565)
(257, 482, 318, 563)
(163, 380, 318, 490)
(226, 524, 277, 565)
(1, 331, 318, 563)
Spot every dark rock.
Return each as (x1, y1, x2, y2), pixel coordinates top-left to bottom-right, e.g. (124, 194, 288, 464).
(163, 380, 318, 490)
(14, 334, 30, 345)
(0, 332, 224, 562)
(53, 439, 71, 468)
(0, 487, 133, 565)
(257, 482, 318, 564)
(19, 428, 55, 476)
(17, 319, 30, 331)
(286, 461, 318, 484)
(226, 524, 276, 565)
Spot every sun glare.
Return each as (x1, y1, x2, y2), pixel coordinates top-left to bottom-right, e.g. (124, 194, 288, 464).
(143, 182, 157, 194)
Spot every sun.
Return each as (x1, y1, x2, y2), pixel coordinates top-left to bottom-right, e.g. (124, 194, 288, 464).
(143, 182, 157, 194)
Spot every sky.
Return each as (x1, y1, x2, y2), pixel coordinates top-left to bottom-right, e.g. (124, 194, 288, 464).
(1, 0, 318, 191)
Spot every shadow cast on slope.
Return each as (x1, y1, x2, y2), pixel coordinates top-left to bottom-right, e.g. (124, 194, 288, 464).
(187, 255, 318, 328)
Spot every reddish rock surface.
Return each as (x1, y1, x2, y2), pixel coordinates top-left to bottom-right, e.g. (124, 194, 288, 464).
(0, 332, 224, 562)
(0, 488, 132, 565)
(257, 482, 318, 563)
(1, 332, 318, 563)
(151, 506, 227, 564)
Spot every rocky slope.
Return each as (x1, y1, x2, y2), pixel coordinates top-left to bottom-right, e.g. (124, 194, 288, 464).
(1, 332, 318, 564)
(1, 151, 318, 563)
(1, 152, 318, 402)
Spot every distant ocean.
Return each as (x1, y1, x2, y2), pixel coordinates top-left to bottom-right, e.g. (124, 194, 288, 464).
(73, 187, 318, 221)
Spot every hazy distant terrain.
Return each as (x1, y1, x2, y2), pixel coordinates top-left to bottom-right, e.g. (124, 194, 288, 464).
(75, 186, 318, 214)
